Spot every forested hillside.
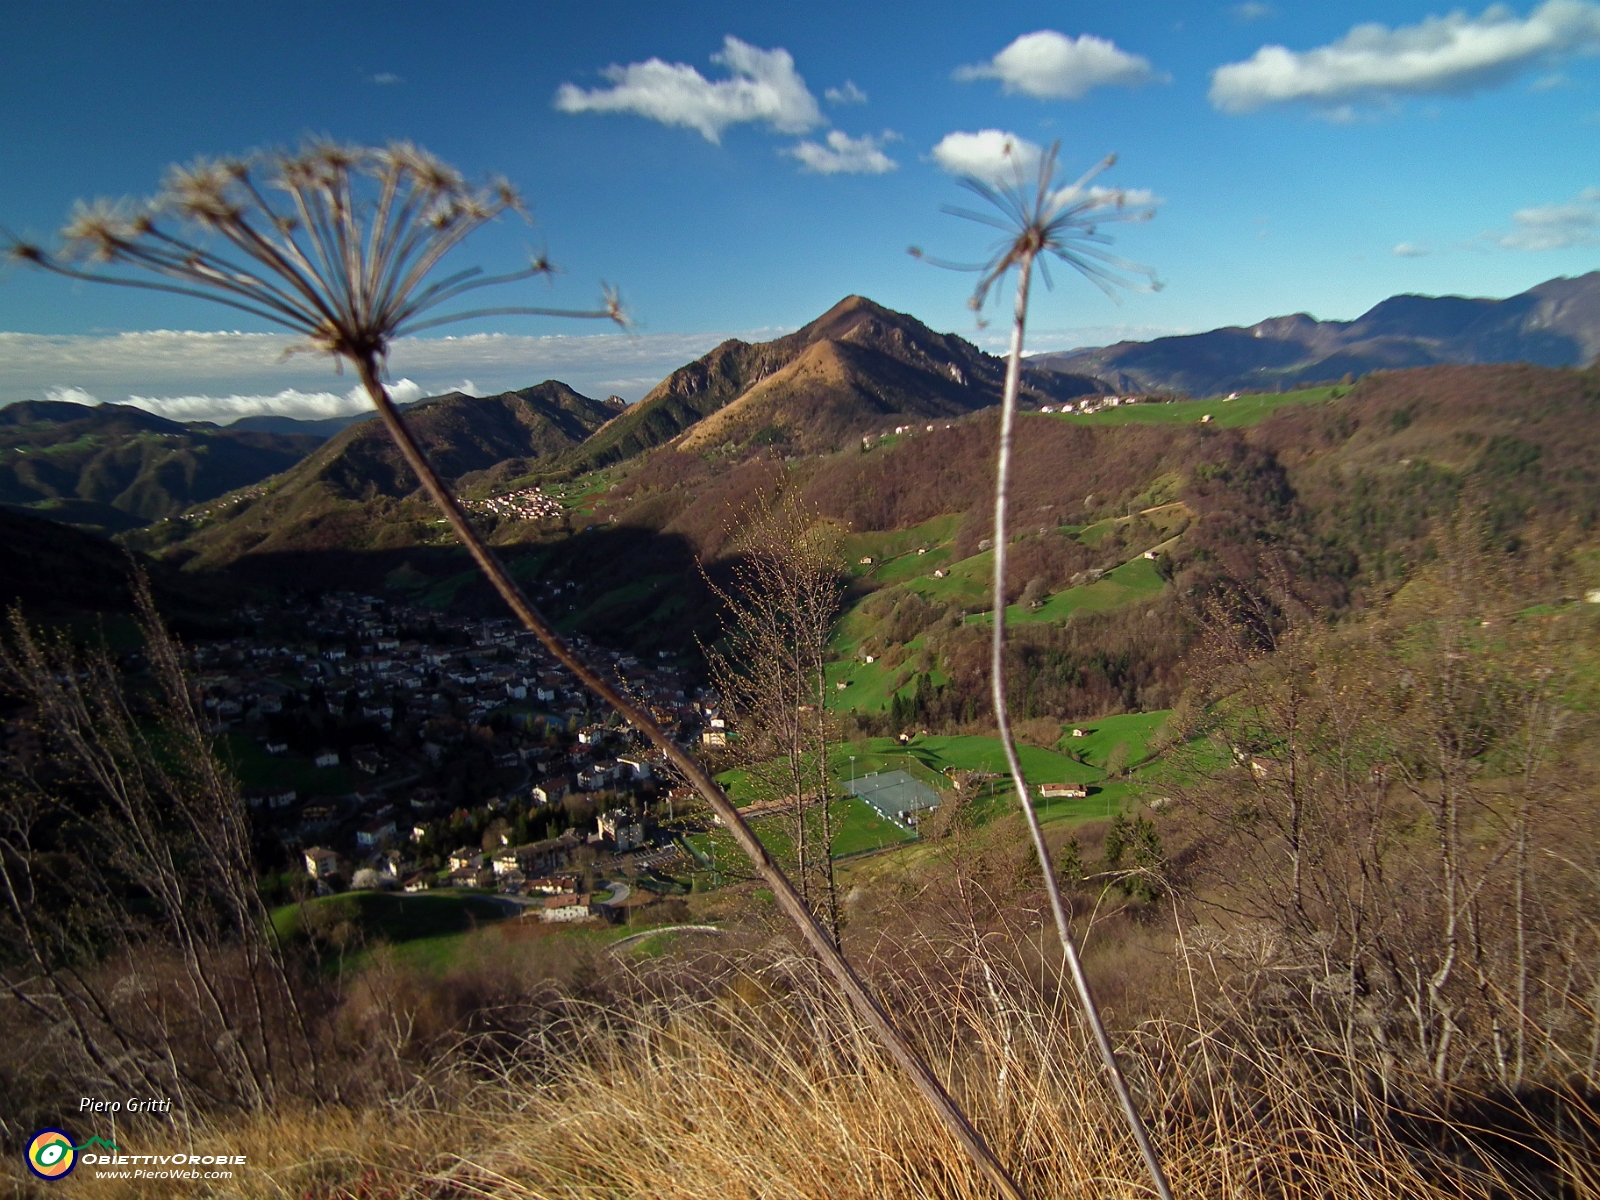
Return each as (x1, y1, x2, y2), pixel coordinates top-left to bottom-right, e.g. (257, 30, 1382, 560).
(0, 399, 320, 532)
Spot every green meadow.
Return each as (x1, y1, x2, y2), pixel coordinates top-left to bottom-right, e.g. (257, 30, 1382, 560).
(1049, 385, 1344, 429)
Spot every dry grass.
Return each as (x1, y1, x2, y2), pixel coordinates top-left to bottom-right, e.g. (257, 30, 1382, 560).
(32, 933, 1573, 1200)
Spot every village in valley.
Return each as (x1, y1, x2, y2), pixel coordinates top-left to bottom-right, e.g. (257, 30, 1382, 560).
(186, 587, 712, 923)
(173, 568, 1131, 929)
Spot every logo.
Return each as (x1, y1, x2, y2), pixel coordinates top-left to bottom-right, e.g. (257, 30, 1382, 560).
(26, 1129, 76, 1180)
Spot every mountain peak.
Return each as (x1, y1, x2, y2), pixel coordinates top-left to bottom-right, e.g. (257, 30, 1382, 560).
(798, 294, 915, 346)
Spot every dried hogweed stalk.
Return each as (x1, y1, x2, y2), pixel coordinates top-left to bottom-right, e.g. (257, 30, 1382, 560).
(9, 141, 1026, 1200)
(915, 138, 1173, 1200)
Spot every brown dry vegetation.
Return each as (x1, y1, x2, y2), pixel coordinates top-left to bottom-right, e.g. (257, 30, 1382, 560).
(19, 831, 1599, 1200)
(7, 364, 1600, 1196)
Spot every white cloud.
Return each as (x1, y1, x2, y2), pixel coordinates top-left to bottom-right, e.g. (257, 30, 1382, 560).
(1092, 185, 1162, 208)
(1211, 0, 1600, 114)
(1488, 187, 1600, 250)
(930, 130, 1044, 183)
(927, 131, 1160, 207)
(43, 385, 100, 407)
(955, 30, 1164, 100)
(786, 130, 899, 175)
(1392, 242, 1431, 256)
(0, 329, 752, 420)
(825, 80, 868, 104)
(1232, 3, 1276, 22)
(554, 36, 823, 143)
(117, 379, 424, 423)
(370, 72, 402, 85)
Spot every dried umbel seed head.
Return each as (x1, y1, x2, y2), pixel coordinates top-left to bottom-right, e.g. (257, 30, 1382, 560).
(910, 140, 1160, 319)
(8, 139, 623, 365)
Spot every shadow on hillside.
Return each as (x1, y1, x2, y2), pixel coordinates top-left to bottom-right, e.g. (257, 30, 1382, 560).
(209, 524, 731, 656)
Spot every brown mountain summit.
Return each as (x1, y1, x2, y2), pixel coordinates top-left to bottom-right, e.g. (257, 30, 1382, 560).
(560, 295, 1100, 469)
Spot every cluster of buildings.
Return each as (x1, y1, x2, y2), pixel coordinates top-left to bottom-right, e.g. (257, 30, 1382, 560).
(1038, 394, 1161, 415)
(462, 485, 565, 522)
(185, 590, 721, 901)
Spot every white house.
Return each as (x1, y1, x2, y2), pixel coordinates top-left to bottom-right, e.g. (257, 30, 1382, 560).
(616, 757, 651, 781)
(304, 847, 339, 879)
(539, 893, 593, 923)
(598, 809, 645, 851)
(1039, 783, 1088, 799)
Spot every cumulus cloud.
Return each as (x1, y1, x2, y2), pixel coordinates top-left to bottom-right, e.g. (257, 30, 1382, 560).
(554, 36, 823, 142)
(955, 30, 1164, 99)
(930, 130, 1044, 183)
(1392, 242, 1431, 256)
(825, 80, 868, 104)
(1487, 187, 1600, 250)
(1211, 0, 1600, 114)
(786, 130, 899, 174)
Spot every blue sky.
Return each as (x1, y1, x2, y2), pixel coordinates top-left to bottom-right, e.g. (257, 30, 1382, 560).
(1, 0, 1596, 419)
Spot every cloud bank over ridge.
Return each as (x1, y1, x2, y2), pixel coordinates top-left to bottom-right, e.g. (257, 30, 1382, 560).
(0, 329, 746, 422)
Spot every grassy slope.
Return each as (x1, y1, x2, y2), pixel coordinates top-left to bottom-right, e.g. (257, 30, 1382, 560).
(271, 891, 509, 946)
(685, 797, 916, 875)
(1053, 385, 1343, 428)
(704, 716, 1181, 872)
(1056, 709, 1172, 768)
(972, 556, 1166, 628)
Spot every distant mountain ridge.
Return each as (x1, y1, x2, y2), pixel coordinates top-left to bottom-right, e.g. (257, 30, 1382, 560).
(0, 400, 321, 532)
(222, 403, 423, 439)
(151, 382, 618, 566)
(296, 381, 617, 500)
(1030, 272, 1600, 398)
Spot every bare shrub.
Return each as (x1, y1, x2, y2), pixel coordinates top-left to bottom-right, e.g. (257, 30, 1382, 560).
(1176, 520, 1600, 1097)
(0, 577, 317, 1137)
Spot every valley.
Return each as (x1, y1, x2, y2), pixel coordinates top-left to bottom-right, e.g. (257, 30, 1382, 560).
(5, 283, 1600, 1200)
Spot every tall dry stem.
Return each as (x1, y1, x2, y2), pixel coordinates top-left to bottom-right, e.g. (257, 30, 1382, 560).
(916, 138, 1171, 1200)
(8, 142, 1023, 1198)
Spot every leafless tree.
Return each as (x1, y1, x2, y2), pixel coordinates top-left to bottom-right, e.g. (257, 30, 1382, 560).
(8, 142, 1023, 1197)
(702, 491, 845, 941)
